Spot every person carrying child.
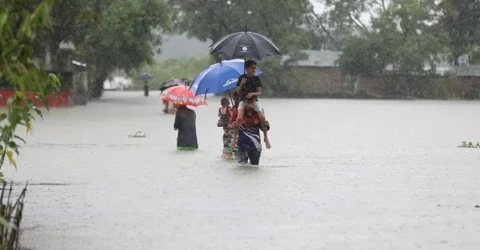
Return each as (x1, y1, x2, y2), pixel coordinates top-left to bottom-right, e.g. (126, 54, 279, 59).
(233, 59, 271, 149)
(233, 100, 267, 165)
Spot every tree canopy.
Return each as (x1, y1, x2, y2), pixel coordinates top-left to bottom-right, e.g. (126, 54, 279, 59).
(167, 0, 313, 53)
(39, 0, 171, 97)
(19, 0, 480, 98)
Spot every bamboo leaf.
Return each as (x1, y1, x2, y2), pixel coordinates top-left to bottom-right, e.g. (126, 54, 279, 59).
(6, 150, 16, 169)
(26, 121, 31, 134)
(8, 141, 19, 155)
(0, 216, 18, 229)
(14, 135, 26, 144)
(0, 12, 8, 31)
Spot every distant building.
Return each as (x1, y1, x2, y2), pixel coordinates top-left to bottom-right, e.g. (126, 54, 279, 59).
(103, 77, 133, 90)
(286, 49, 480, 77)
(282, 50, 342, 68)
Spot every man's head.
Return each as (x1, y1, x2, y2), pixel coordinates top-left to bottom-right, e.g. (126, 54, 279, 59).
(244, 100, 255, 115)
(244, 59, 257, 76)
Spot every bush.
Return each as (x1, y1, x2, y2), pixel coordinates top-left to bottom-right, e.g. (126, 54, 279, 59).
(132, 55, 213, 90)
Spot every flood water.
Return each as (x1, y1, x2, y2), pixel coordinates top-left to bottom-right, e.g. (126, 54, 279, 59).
(5, 91, 480, 249)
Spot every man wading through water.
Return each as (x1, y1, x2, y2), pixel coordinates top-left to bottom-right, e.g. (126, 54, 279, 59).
(232, 59, 271, 149)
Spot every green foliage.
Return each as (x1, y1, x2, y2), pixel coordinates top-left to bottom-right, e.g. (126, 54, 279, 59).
(337, 0, 447, 78)
(259, 52, 310, 97)
(458, 141, 480, 148)
(79, 0, 172, 75)
(42, 0, 172, 98)
(439, 0, 480, 65)
(168, 0, 312, 52)
(337, 37, 376, 77)
(0, 0, 60, 178)
(128, 131, 148, 138)
(133, 55, 212, 90)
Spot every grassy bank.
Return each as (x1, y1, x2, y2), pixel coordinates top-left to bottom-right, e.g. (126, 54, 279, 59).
(131, 55, 212, 90)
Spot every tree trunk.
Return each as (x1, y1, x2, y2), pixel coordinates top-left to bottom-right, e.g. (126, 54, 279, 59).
(89, 76, 105, 99)
(452, 47, 461, 65)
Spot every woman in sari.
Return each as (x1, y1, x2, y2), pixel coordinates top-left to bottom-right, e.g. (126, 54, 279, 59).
(174, 104, 198, 150)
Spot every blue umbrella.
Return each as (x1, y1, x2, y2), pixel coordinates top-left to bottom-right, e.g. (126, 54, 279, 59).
(190, 59, 263, 96)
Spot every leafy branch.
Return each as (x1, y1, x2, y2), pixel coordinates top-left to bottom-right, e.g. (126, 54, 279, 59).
(0, 0, 60, 180)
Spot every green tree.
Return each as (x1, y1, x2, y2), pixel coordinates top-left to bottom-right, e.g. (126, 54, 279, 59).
(439, 0, 480, 65)
(0, 0, 60, 176)
(37, 0, 171, 98)
(168, 0, 316, 97)
(80, 0, 171, 98)
(320, 0, 374, 35)
(337, 0, 446, 95)
(168, 0, 312, 52)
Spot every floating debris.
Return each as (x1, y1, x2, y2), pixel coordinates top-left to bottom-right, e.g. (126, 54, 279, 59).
(457, 141, 480, 148)
(128, 131, 148, 138)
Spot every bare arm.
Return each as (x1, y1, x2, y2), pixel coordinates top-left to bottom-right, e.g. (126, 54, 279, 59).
(236, 85, 244, 95)
(236, 76, 246, 95)
(249, 86, 262, 97)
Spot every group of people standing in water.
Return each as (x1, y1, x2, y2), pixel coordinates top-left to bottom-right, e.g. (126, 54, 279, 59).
(173, 59, 271, 165)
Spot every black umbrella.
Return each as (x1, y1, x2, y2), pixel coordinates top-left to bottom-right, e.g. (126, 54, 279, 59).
(136, 73, 153, 80)
(209, 27, 281, 60)
(159, 79, 184, 91)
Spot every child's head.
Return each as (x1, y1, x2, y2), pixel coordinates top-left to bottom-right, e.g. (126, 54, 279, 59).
(220, 97, 230, 107)
(245, 59, 257, 76)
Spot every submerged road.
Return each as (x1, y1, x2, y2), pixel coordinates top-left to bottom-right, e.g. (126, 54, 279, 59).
(4, 91, 479, 249)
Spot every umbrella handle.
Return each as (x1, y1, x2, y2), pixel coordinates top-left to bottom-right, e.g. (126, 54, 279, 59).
(228, 90, 233, 105)
(244, 56, 246, 74)
(204, 89, 209, 100)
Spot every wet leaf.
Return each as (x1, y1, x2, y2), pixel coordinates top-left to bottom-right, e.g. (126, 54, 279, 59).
(0, 216, 18, 229)
(14, 135, 26, 144)
(6, 150, 16, 169)
(8, 141, 19, 155)
(0, 12, 7, 31)
(26, 121, 31, 134)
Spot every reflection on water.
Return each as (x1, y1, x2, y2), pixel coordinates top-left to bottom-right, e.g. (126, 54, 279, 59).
(4, 91, 480, 250)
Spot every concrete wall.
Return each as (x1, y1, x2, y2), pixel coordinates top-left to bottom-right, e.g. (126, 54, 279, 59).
(70, 71, 88, 106)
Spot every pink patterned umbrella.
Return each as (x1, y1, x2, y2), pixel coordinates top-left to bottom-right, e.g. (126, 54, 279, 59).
(160, 85, 207, 107)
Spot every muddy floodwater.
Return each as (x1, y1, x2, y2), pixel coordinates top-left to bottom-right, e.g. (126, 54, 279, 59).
(4, 91, 480, 249)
